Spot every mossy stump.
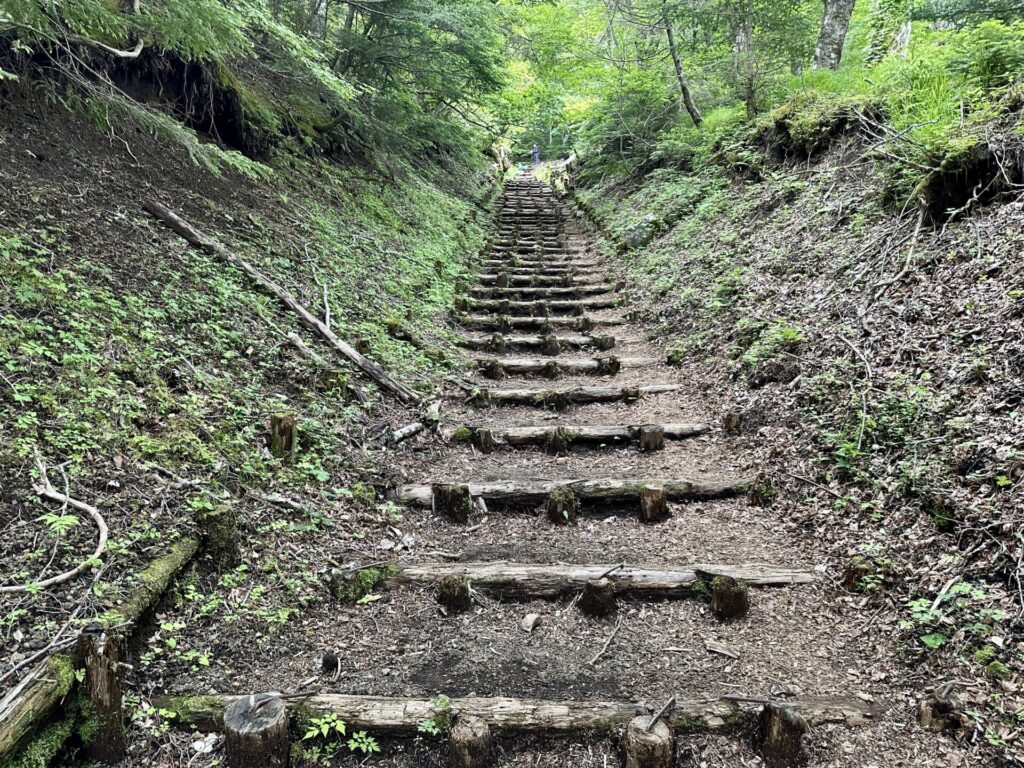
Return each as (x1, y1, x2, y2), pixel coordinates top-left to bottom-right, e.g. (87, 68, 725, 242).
(843, 556, 876, 592)
(472, 428, 496, 454)
(545, 426, 571, 455)
(639, 485, 668, 523)
(546, 486, 579, 525)
(197, 503, 240, 567)
(579, 578, 616, 617)
(269, 412, 297, 461)
(541, 334, 561, 356)
(542, 361, 561, 379)
(495, 271, 509, 288)
(433, 483, 474, 524)
(77, 629, 127, 762)
(710, 576, 749, 620)
(638, 426, 665, 453)
(756, 703, 807, 768)
(546, 391, 572, 411)
(437, 576, 472, 615)
(449, 714, 492, 768)
(224, 695, 289, 768)
(481, 360, 506, 379)
(594, 335, 616, 351)
(488, 333, 507, 354)
(575, 316, 595, 333)
(620, 716, 674, 768)
(496, 315, 513, 333)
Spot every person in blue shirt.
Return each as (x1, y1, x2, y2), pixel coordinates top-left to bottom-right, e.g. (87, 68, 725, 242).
(532, 144, 540, 164)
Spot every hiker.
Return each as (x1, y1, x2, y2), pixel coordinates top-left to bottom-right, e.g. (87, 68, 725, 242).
(532, 144, 540, 164)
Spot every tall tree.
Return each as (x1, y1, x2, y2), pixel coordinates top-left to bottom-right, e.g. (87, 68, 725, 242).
(663, 10, 703, 125)
(812, 0, 856, 68)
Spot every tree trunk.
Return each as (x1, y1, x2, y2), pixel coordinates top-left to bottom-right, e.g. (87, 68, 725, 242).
(664, 17, 703, 126)
(813, 0, 857, 69)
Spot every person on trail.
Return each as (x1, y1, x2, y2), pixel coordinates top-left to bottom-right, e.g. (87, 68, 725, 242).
(532, 144, 540, 164)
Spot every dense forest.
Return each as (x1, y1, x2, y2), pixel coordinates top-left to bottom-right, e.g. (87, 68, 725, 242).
(1, 1, 1023, 767)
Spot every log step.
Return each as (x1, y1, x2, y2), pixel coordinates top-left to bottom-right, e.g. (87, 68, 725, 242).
(446, 422, 711, 450)
(460, 334, 627, 353)
(398, 476, 752, 508)
(457, 315, 626, 332)
(474, 357, 657, 378)
(480, 260, 601, 270)
(477, 273, 606, 287)
(464, 384, 681, 408)
(464, 298, 619, 316)
(471, 284, 616, 300)
(163, 693, 874, 735)
(477, 266, 603, 277)
(386, 561, 812, 598)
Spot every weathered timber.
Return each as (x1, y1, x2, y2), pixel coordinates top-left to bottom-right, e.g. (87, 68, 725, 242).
(621, 716, 674, 768)
(756, 703, 808, 768)
(224, 695, 289, 768)
(465, 385, 681, 409)
(480, 259, 601, 270)
(78, 629, 127, 762)
(639, 486, 669, 523)
(450, 715, 492, 768)
(475, 357, 652, 378)
(445, 423, 710, 450)
(157, 693, 875, 734)
(399, 477, 751, 509)
(144, 201, 420, 404)
(477, 272, 605, 286)
(467, 297, 618, 316)
(461, 335, 626, 353)
(0, 537, 200, 763)
(470, 284, 616, 300)
(383, 561, 811, 598)
(477, 265, 602, 276)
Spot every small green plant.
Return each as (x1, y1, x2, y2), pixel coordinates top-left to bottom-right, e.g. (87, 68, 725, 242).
(37, 513, 79, 537)
(418, 695, 454, 736)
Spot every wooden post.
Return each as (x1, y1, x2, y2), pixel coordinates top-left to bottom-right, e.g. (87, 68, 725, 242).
(224, 695, 290, 768)
(269, 412, 297, 460)
(756, 703, 807, 768)
(77, 627, 126, 762)
(546, 487, 579, 525)
(541, 361, 561, 379)
(437, 576, 472, 615)
(710, 576, 749, 620)
(594, 335, 616, 351)
(638, 426, 665, 453)
(620, 715, 674, 768)
(495, 271, 509, 287)
(481, 360, 505, 379)
(639, 486, 668, 523)
(541, 334, 561, 356)
(545, 426, 571, 455)
(433, 484, 474, 524)
(579, 578, 616, 617)
(489, 333, 506, 354)
(472, 428, 496, 454)
(449, 714, 492, 768)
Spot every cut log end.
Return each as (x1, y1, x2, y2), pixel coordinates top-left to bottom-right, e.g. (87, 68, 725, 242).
(639, 485, 669, 524)
(433, 484, 474, 524)
(579, 578, 616, 617)
(620, 716, 674, 768)
(546, 486, 579, 525)
(756, 703, 808, 768)
(710, 575, 749, 620)
(224, 695, 289, 768)
(449, 714, 492, 768)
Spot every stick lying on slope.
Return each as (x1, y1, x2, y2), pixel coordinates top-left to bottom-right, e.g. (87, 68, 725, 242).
(144, 201, 420, 404)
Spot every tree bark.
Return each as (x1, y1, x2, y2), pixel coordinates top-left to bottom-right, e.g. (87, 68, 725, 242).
(812, 0, 857, 69)
(664, 14, 703, 126)
(78, 630, 126, 762)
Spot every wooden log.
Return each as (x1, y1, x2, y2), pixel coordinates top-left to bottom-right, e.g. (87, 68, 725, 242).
(621, 716, 674, 768)
(269, 412, 297, 460)
(160, 693, 873, 735)
(466, 385, 680, 409)
(450, 715, 492, 768)
(478, 272, 604, 286)
(711, 576, 749, 620)
(756, 703, 808, 768)
(77, 629, 126, 762)
(391, 421, 426, 444)
(444, 423, 710, 450)
(462, 335, 626, 353)
(579, 578, 616, 617)
(0, 538, 199, 764)
(400, 476, 751, 509)
(457, 315, 625, 332)
(382, 562, 812, 598)
(470, 284, 614, 300)
(468, 297, 617, 316)
(144, 201, 420, 404)
(547, 487, 579, 524)
(639, 426, 665, 453)
(224, 695, 289, 768)
(473, 356, 653, 377)
(433, 484, 474, 524)
(639, 486, 668, 523)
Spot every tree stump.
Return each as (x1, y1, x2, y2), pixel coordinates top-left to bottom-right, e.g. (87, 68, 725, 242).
(756, 703, 807, 768)
(489, 333, 507, 354)
(594, 335, 616, 351)
(481, 360, 506, 379)
(498, 299, 512, 315)
(472, 428, 496, 454)
(77, 628, 126, 762)
(495, 271, 509, 287)
(541, 334, 561, 356)
(596, 356, 622, 376)
(269, 412, 297, 460)
(579, 578, 616, 617)
(722, 412, 743, 433)
(711, 576, 749, 620)
(546, 486, 579, 525)
(620, 715, 674, 768)
(433, 484, 474, 524)
(747, 473, 774, 507)
(449, 714, 492, 768)
(496, 315, 513, 333)
(638, 426, 665, 453)
(639, 485, 668, 523)
(545, 426, 571, 455)
(542, 361, 561, 379)
(197, 503, 240, 567)
(575, 316, 594, 333)
(918, 683, 960, 732)
(437, 576, 472, 614)
(224, 695, 290, 768)
(546, 391, 572, 410)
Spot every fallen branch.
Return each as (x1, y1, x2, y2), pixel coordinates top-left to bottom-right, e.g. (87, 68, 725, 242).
(589, 615, 623, 665)
(1, 457, 108, 594)
(144, 201, 420, 404)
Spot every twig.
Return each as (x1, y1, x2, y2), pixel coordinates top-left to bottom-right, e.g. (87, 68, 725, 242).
(645, 696, 676, 732)
(588, 615, 623, 666)
(598, 563, 624, 579)
(1, 456, 108, 593)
